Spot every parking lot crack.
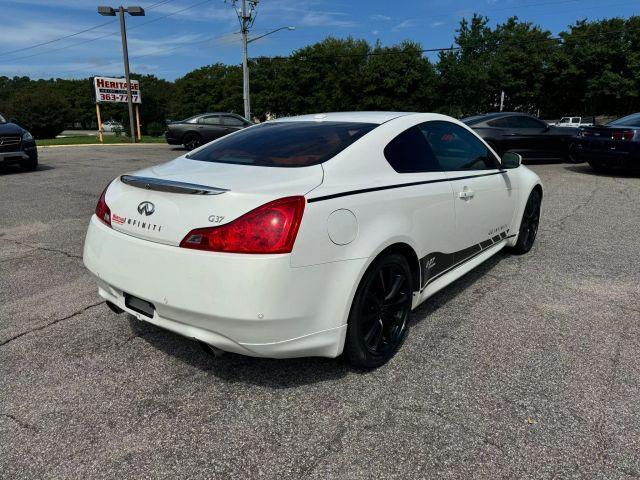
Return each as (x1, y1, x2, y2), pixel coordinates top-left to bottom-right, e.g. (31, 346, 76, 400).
(0, 301, 104, 347)
(545, 181, 599, 233)
(1, 413, 38, 432)
(0, 238, 82, 260)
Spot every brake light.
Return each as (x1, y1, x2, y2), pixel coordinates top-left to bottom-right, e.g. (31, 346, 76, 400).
(180, 196, 306, 254)
(95, 184, 111, 227)
(612, 130, 635, 141)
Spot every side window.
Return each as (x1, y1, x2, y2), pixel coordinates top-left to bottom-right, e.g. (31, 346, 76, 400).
(420, 121, 500, 171)
(488, 117, 515, 128)
(223, 116, 245, 127)
(514, 116, 546, 129)
(383, 126, 441, 173)
(199, 115, 221, 125)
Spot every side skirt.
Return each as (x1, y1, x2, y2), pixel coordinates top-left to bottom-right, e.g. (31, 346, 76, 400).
(411, 240, 509, 309)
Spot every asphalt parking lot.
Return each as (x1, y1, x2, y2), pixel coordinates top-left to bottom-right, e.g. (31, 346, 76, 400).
(1, 145, 639, 479)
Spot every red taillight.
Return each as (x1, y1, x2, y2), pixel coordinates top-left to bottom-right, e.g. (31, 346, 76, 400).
(612, 130, 635, 141)
(180, 196, 306, 254)
(95, 185, 111, 227)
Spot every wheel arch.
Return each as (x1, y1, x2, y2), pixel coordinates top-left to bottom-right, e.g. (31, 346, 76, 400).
(366, 241, 422, 294)
(181, 130, 202, 143)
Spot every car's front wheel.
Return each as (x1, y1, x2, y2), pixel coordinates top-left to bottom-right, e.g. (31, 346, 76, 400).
(183, 133, 202, 150)
(21, 155, 38, 172)
(345, 253, 413, 369)
(510, 189, 541, 255)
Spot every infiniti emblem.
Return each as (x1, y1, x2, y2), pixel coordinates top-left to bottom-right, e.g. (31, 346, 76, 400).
(137, 201, 155, 216)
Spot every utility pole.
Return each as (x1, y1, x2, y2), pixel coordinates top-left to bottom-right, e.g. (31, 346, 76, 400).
(118, 6, 137, 142)
(98, 5, 145, 143)
(232, 0, 258, 121)
(500, 90, 505, 112)
(230, 1, 293, 121)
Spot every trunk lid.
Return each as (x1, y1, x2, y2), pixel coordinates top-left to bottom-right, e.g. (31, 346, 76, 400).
(105, 156, 323, 245)
(580, 126, 638, 150)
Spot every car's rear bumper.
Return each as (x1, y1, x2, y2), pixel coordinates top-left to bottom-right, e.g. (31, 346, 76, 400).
(83, 216, 365, 358)
(574, 143, 640, 169)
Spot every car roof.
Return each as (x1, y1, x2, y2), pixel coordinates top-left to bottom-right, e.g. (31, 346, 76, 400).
(462, 112, 539, 125)
(272, 111, 415, 125)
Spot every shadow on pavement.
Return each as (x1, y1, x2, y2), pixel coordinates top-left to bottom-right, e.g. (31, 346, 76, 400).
(0, 164, 54, 176)
(128, 316, 350, 388)
(127, 250, 509, 387)
(564, 163, 640, 178)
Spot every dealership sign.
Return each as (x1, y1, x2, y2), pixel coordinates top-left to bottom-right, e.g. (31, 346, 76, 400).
(94, 76, 141, 104)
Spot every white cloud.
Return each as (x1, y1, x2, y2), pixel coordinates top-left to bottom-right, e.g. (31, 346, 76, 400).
(370, 14, 392, 21)
(394, 19, 418, 30)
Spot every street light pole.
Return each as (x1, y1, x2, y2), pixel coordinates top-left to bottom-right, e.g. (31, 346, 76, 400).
(98, 5, 145, 143)
(118, 6, 136, 142)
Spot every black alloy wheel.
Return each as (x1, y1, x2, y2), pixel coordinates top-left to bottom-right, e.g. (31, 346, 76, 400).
(511, 189, 541, 254)
(566, 143, 580, 163)
(183, 133, 202, 151)
(345, 253, 413, 369)
(588, 160, 611, 174)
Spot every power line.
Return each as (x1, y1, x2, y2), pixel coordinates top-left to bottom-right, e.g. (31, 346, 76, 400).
(1, 0, 213, 63)
(0, 0, 175, 57)
(249, 22, 640, 63)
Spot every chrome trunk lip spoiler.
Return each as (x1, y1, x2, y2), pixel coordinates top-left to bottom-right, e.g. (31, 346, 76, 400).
(120, 175, 229, 195)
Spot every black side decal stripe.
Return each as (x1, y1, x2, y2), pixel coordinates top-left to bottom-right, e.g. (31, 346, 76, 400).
(307, 171, 506, 203)
(419, 233, 516, 292)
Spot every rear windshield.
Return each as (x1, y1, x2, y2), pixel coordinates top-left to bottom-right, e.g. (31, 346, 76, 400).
(608, 113, 640, 127)
(187, 121, 377, 167)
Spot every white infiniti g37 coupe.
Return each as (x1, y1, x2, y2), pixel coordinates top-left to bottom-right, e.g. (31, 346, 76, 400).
(83, 112, 542, 368)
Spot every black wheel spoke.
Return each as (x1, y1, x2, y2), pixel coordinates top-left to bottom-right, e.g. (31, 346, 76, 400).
(384, 274, 404, 302)
(385, 293, 409, 310)
(356, 260, 412, 358)
(364, 319, 384, 350)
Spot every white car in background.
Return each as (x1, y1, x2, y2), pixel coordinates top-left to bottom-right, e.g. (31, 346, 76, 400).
(101, 120, 124, 132)
(83, 112, 542, 368)
(550, 116, 594, 128)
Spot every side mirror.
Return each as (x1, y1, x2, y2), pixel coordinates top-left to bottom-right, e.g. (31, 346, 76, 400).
(501, 151, 522, 169)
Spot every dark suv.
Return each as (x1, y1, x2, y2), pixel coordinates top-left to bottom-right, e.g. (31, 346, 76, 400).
(165, 113, 251, 150)
(0, 113, 38, 171)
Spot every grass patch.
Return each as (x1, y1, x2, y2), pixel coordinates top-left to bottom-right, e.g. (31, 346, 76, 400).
(38, 135, 166, 146)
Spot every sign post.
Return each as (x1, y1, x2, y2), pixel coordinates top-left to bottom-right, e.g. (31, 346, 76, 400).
(135, 104, 141, 141)
(93, 76, 142, 142)
(95, 103, 103, 143)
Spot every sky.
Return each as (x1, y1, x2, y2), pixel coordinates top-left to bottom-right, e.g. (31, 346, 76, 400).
(0, 0, 638, 80)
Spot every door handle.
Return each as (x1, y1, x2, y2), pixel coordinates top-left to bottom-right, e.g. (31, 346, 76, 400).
(458, 188, 475, 200)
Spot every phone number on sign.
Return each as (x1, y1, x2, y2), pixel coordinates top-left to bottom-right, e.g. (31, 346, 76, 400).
(99, 93, 138, 102)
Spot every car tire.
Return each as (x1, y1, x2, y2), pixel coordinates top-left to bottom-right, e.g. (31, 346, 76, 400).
(566, 143, 580, 163)
(588, 160, 610, 174)
(20, 155, 38, 172)
(344, 253, 413, 369)
(509, 189, 541, 255)
(183, 133, 202, 151)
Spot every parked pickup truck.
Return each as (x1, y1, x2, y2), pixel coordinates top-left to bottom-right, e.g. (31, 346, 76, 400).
(550, 116, 594, 128)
